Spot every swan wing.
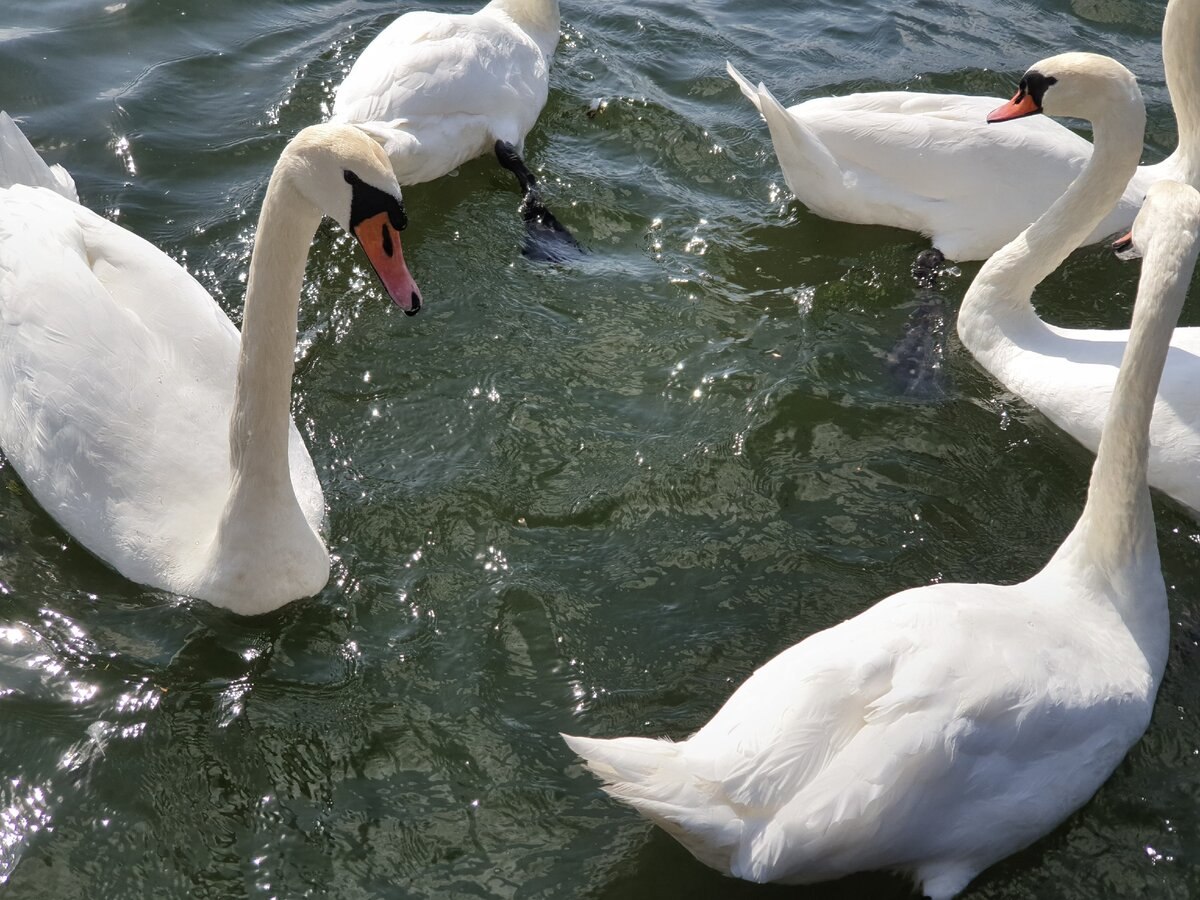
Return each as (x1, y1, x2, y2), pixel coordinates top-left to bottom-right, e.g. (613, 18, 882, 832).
(724, 585, 1147, 883)
(0, 187, 321, 587)
(732, 80, 1117, 259)
(333, 11, 548, 135)
(570, 581, 1153, 883)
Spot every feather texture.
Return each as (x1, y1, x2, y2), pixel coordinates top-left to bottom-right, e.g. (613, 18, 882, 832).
(565, 58, 1195, 899)
(332, 0, 559, 185)
(725, 0, 1200, 260)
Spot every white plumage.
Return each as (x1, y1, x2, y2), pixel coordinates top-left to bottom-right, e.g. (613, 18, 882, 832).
(332, 0, 560, 185)
(959, 51, 1200, 517)
(566, 56, 1193, 900)
(0, 115, 415, 614)
(726, 0, 1200, 260)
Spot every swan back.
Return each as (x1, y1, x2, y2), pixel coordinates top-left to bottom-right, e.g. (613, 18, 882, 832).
(331, 0, 558, 185)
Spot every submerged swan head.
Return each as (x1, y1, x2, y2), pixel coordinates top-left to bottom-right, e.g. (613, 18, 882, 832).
(988, 52, 1142, 127)
(279, 123, 422, 314)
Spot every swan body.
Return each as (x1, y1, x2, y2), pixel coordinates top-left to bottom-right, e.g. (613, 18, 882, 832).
(332, 0, 560, 185)
(726, 0, 1200, 260)
(566, 56, 1190, 899)
(0, 114, 419, 614)
(961, 49, 1200, 517)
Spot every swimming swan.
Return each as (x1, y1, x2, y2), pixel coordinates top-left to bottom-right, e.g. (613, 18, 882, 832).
(331, 0, 579, 258)
(726, 0, 1200, 260)
(966, 51, 1200, 516)
(565, 58, 1191, 898)
(0, 114, 421, 615)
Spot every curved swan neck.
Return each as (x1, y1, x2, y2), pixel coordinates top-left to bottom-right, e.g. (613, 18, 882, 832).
(223, 162, 321, 520)
(1079, 219, 1199, 566)
(959, 101, 1145, 349)
(1158, 0, 1200, 185)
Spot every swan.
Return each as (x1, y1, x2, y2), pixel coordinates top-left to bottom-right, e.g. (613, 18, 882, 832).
(965, 52, 1200, 516)
(564, 56, 1193, 899)
(331, 0, 579, 259)
(726, 0, 1200, 261)
(0, 113, 421, 615)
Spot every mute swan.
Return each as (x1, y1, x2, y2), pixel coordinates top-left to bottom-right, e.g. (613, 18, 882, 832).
(965, 52, 1200, 516)
(0, 114, 421, 615)
(726, 0, 1200, 261)
(565, 57, 1191, 899)
(331, 0, 579, 259)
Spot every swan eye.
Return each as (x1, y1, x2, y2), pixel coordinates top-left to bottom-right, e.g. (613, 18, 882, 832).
(343, 169, 408, 232)
(1020, 71, 1058, 109)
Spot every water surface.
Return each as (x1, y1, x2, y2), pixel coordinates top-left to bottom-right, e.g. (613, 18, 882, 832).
(1, 0, 1198, 897)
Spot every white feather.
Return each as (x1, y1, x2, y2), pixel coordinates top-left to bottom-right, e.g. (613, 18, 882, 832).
(332, 0, 560, 185)
(565, 57, 1195, 899)
(0, 118, 406, 613)
(725, 0, 1200, 260)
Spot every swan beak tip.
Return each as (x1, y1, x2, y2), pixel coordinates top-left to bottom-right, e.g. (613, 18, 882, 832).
(987, 92, 1042, 123)
(352, 211, 422, 314)
(1112, 230, 1140, 260)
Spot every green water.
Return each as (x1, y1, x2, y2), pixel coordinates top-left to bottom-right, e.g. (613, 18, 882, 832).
(1, 0, 1198, 896)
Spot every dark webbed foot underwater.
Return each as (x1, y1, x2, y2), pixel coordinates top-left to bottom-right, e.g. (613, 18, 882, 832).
(494, 139, 584, 263)
(886, 247, 952, 400)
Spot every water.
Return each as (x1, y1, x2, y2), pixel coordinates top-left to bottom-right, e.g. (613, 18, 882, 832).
(1, 0, 1198, 896)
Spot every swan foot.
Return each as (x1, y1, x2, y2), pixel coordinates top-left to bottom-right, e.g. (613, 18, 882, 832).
(887, 248, 951, 400)
(911, 248, 946, 288)
(494, 140, 583, 263)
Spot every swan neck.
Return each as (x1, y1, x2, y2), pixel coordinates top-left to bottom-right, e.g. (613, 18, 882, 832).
(488, 0, 560, 54)
(1161, 0, 1200, 185)
(1076, 221, 1197, 581)
(224, 166, 320, 520)
(959, 104, 1145, 351)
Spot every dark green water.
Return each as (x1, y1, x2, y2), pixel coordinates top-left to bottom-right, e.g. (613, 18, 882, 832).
(1, 0, 1198, 896)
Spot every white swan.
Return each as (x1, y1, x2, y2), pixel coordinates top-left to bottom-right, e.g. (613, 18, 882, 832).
(964, 52, 1200, 516)
(726, 0, 1200, 260)
(565, 56, 1192, 899)
(331, 0, 577, 255)
(0, 114, 421, 615)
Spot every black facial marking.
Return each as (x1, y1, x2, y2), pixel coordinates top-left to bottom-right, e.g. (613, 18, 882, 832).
(381, 222, 394, 257)
(1019, 70, 1058, 109)
(343, 170, 408, 231)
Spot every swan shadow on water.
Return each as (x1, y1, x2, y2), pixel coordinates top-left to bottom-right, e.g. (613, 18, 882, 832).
(886, 248, 953, 401)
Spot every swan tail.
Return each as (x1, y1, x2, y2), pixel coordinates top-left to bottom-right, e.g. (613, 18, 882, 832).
(726, 61, 765, 114)
(725, 63, 844, 202)
(0, 112, 79, 202)
(563, 733, 744, 873)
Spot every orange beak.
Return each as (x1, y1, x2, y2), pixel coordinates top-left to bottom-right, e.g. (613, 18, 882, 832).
(987, 90, 1042, 123)
(353, 211, 422, 315)
(1112, 228, 1140, 259)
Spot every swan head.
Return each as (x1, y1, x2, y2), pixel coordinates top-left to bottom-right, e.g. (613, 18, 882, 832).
(1113, 181, 1200, 260)
(281, 123, 422, 315)
(987, 52, 1141, 126)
